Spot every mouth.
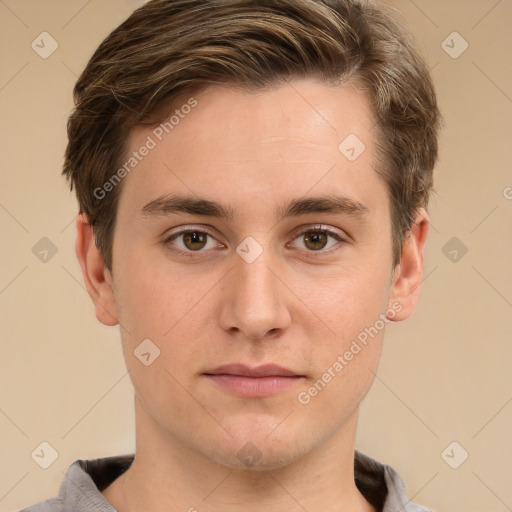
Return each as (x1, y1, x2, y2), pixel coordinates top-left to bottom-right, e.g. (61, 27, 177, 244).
(203, 364, 305, 398)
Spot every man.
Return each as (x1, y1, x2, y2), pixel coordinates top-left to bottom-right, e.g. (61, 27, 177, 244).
(22, 0, 440, 510)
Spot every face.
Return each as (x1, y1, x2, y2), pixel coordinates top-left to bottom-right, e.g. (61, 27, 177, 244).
(92, 79, 416, 470)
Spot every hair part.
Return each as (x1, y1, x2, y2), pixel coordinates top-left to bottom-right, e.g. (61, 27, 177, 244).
(63, 0, 441, 274)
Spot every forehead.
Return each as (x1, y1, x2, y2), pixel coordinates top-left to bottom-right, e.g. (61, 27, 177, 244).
(167, 79, 374, 154)
(118, 79, 387, 223)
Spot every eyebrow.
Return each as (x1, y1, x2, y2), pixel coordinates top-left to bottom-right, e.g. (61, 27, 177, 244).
(139, 193, 369, 221)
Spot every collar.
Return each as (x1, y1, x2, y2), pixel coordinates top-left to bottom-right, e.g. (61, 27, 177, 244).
(47, 450, 431, 512)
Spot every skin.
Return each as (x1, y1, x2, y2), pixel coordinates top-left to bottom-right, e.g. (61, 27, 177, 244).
(76, 78, 429, 512)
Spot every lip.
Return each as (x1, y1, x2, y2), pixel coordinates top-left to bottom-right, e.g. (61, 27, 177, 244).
(205, 363, 301, 378)
(203, 364, 305, 398)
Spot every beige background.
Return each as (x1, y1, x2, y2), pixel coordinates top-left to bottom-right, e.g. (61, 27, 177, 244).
(1, 1, 511, 511)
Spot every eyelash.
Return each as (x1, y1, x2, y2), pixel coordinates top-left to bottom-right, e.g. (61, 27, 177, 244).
(162, 225, 347, 258)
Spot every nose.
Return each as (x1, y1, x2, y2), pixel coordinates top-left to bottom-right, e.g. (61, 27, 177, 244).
(218, 249, 292, 341)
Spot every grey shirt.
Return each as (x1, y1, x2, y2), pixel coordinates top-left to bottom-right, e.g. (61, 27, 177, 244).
(20, 450, 432, 512)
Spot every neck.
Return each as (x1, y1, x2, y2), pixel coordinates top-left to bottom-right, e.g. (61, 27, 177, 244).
(103, 395, 376, 512)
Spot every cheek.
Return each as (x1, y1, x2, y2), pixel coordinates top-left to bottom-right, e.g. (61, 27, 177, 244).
(113, 250, 200, 337)
(292, 262, 390, 394)
(297, 316, 385, 421)
(113, 257, 215, 390)
(292, 259, 392, 335)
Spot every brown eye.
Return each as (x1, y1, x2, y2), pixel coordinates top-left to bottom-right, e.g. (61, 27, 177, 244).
(291, 226, 346, 253)
(303, 231, 329, 251)
(164, 228, 219, 255)
(182, 231, 208, 251)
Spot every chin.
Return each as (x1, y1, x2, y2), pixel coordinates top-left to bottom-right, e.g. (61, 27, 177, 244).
(203, 423, 310, 472)
(210, 443, 304, 472)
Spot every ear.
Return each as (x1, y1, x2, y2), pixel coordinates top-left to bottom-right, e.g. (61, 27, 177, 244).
(75, 213, 119, 326)
(387, 208, 430, 321)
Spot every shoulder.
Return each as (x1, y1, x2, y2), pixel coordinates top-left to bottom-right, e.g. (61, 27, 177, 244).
(18, 455, 133, 512)
(19, 496, 63, 512)
(381, 461, 435, 512)
(354, 450, 435, 512)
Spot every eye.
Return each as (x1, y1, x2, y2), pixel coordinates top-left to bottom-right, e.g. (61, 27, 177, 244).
(163, 224, 347, 258)
(290, 225, 347, 253)
(163, 227, 221, 255)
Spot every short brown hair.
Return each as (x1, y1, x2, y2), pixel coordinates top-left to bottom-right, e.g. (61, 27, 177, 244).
(63, 0, 441, 274)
